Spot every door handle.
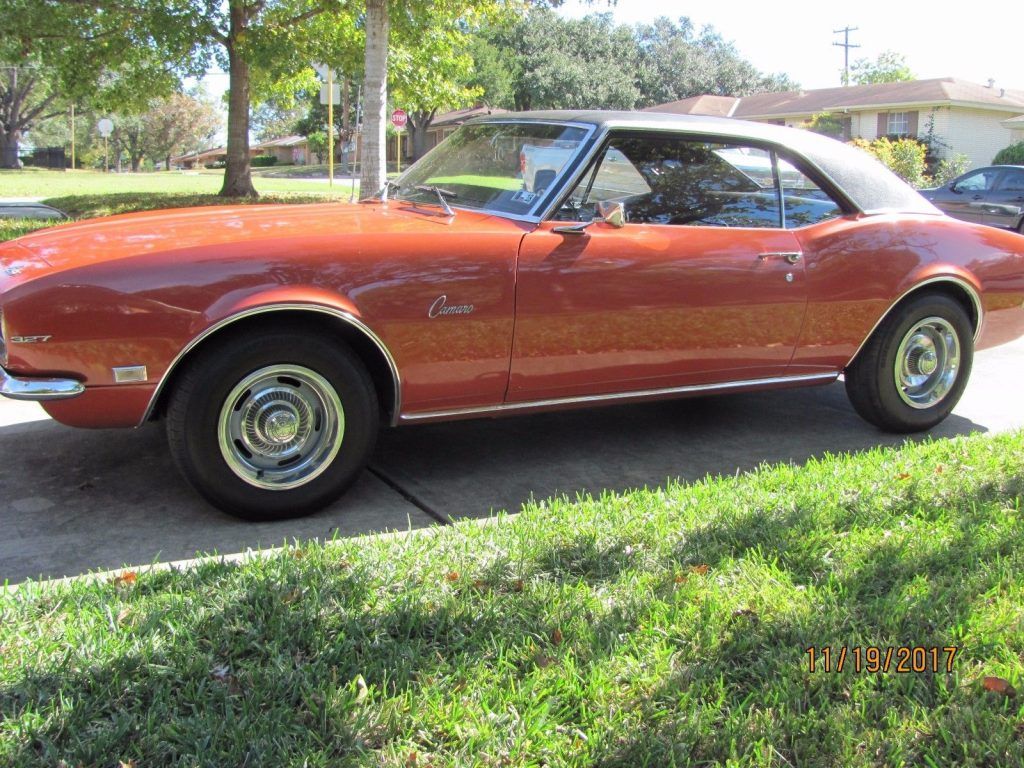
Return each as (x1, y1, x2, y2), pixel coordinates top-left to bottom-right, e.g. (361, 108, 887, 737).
(758, 251, 802, 264)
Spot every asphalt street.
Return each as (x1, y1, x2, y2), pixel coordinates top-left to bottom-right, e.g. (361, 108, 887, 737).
(3, 336, 1022, 584)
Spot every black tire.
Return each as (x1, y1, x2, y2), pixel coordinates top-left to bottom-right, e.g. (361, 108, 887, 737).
(167, 331, 378, 520)
(845, 293, 973, 433)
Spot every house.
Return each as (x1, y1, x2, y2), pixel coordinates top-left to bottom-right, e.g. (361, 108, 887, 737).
(252, 135, 310, 165)
(646, 78, 1024, 169)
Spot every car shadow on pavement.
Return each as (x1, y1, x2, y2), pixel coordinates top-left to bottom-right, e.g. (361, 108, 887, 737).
(0, 381, 985, 584)
(371, 381, 987, 521)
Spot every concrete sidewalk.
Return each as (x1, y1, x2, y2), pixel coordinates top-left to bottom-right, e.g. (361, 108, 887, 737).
(3, 337, 1022, 584)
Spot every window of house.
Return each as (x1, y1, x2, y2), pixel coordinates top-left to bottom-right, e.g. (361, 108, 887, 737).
(887, 112, 910, 135)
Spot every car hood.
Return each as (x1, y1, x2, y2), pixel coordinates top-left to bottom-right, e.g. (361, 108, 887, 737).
(11, 201, 522, 271)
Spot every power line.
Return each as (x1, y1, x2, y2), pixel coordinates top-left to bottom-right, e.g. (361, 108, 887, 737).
(833, 26, 860, 87)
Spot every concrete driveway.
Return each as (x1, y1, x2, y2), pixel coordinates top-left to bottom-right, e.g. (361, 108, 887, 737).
(3, 337, 1022, 584)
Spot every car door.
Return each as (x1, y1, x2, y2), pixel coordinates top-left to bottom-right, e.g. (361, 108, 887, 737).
(938, 168, 1002, 224)
(509, 134, 812, 401)
(983, 168, 1024, 230)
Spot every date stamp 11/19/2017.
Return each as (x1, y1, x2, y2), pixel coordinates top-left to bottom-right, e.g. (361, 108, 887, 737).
(805, 646, 960, 674)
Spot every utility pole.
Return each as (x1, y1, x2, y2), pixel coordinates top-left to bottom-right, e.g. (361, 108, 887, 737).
(833, 26, 861, 86)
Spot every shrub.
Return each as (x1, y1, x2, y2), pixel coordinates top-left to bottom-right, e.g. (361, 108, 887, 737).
(993, 141, 1024, 165)
(849, 136, 929, 188)
(251, 155, 278, 167)
(932, 153, 970, 187)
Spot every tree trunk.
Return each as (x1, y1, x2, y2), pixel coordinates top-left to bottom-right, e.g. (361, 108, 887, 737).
(219, 0, 257, 197)
(360, 0, 389, 198)
(0, 129, 22, 169)
(409, 109, 435, 161)
(166, 154, 171, 171)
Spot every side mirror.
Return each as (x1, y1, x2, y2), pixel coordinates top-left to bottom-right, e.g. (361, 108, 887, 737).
(596, 200, 626, 228)
(553, 201, 626, 234)
(950, 182, 960, 193)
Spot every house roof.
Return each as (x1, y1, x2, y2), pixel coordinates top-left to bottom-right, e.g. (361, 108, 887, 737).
(170, 146, 225, 163)
(253, 135, 307, 149)
(645, 95, 739, 117)
(648, 78, 1024, 119)
(430, 105, 509, 128)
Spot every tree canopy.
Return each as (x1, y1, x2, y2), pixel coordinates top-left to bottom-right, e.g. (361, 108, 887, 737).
(849, 50, 914, 85)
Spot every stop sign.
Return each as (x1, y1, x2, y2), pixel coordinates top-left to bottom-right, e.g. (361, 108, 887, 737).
(391, 109, 408, 129)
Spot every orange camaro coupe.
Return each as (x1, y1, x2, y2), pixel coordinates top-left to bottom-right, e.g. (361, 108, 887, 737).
(3, 112, 1024, 519)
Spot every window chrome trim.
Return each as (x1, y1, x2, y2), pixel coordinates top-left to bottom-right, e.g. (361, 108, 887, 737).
(398, 372, 837, 423)
(844, 276, 984, 368)
(140, 304, 402, 427)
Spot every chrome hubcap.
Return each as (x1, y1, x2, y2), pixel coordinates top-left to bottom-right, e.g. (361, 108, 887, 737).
(894, 317, 960, 409)
(218, 365, 345, 490)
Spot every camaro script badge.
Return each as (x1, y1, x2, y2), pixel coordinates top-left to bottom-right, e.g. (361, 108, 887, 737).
(428, 295, 474, 318)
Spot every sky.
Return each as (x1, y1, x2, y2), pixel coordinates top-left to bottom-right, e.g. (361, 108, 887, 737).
(558, 0, 1021, 91)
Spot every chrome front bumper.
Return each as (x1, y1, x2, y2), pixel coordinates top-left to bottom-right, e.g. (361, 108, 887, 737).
(0, 365, 84, 401)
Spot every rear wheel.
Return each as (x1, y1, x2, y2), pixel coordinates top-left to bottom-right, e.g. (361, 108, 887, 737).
(167, 332, 378, 520)
(845, 293, 973, 432)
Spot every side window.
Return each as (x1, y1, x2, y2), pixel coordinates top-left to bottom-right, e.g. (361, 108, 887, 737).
(556, 136, 782, 228)
(996, 170, 1024, 192)
(776, 157, 844, 228)
(956, 169, 998, 192)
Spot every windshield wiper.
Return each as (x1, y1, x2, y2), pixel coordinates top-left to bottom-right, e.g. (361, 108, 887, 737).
(371, 179, 401, 203)
(414, 184, 457, 216)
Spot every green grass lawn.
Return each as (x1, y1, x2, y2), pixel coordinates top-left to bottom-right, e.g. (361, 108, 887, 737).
(3, 432, 1023, 766)
(0, 168, 358, 198)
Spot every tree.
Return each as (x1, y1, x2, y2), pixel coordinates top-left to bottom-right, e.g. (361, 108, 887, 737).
(360, 0, 389, 197)
(27, 0, 359, 196)
(849, 51, 913, 85)
(634, 17, 796, 106)
(0, 1, 186, 169)
(143, 91, 221, 170)
(390, 11, 494, 161)
(0, 62, 65, 168)
(490, 10, 640, 112)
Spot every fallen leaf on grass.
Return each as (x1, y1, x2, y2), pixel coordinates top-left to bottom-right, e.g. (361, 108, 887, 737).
(355, 674, 369, 703)
(119, 761, 136, 768)
(116, 608, 132, 625)
(110, 571, 137, 588)
(983, 676, 1017, 697)
(551, 628, 564, 645)
(897, 473, 911, 481)
(690, 564, 710, 575)
(511, 579, 525, 592)
(445, 571, 460, 583)
(534, 652, 554, 668)
(673, 573, 688, 584)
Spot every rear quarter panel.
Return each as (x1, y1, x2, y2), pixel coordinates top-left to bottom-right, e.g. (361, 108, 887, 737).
(790, 213, 1024, 370)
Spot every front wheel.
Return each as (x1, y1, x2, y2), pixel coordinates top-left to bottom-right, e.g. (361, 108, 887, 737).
(167, 332, 378, 520)
(845, 293, 973, 432)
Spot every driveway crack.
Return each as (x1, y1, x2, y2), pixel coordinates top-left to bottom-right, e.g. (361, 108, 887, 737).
(367, 465, 451, 525)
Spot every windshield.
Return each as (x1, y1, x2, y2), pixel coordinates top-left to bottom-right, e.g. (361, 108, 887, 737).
(392, 122, 590, 216)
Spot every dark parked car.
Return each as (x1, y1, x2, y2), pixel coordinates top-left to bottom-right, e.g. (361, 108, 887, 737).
(921, 165, 1024, 232)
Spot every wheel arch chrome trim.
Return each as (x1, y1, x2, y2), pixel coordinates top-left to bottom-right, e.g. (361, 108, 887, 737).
(140, 303, 402, 427)
(399, 372, 838, 423)
(844, 275, 983, 369)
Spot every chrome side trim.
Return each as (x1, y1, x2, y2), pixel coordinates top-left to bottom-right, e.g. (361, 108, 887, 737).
(844, 276, 984, 369)
(0, 365, 84, 401)
(399, 372, 837, 423)
(140, 304, 402, 427)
